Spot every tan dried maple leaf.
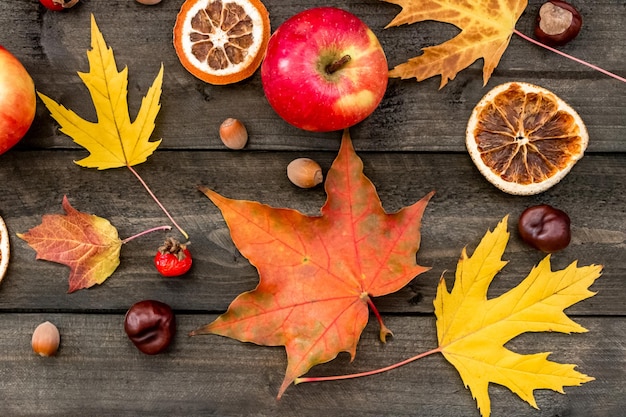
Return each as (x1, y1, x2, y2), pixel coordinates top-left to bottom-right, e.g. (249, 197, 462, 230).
(383, 0, 528, 87)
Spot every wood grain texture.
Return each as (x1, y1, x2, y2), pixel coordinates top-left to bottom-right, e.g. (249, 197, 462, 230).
(0, 151, 621, 314)
(0, 0, 624, 416)
(1, 0, 624, 152)
(0, 314, 623, 417)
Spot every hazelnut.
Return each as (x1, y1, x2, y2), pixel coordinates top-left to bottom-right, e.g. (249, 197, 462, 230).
(535, 1, 582, 47)
(518, 204, 571, 253)
(287, 158, 323, 188)
(31, 321, 60, 357)
(219, 118, 248, 150)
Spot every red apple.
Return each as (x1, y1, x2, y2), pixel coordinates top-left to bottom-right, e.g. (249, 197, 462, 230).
(0, 46, 36, 155)
(261, 7, 388, 132)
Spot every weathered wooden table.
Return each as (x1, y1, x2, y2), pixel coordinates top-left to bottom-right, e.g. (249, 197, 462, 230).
(0, 1, 624, 416)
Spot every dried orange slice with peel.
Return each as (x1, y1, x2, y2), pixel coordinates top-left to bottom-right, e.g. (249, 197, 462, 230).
(173, 0, 270, 85)
(466, 82, 588, 195)
(0, 215, 9, 284)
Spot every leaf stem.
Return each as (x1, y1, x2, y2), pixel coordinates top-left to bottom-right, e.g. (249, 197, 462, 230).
(514, 29, 626, 83)
(122, 225, 171, 244)
(365, 296, 393, 342)
(294, 346, 442, 385)
(126, 165, 189, 240)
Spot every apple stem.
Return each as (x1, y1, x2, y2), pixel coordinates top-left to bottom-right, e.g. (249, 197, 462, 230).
(122, 225, 172, 244)
(126, 165, 190, 240)
(294, 346, 442, 385)
(326, 55, 352, 74)
(514, 29, 626, 83)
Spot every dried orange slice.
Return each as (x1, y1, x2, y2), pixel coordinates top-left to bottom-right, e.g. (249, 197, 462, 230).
(0, 215, 9, 284)
(466, 81, 588, 195)
(173, 0, 270, 85)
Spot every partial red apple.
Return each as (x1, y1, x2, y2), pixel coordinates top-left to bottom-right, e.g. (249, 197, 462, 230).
(0, 46, 36, 155)
(261, 7, 388, 132)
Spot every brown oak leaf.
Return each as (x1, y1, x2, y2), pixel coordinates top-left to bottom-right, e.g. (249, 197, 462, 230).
(18, 196, 122, 293)
(193, 129, 434, 397)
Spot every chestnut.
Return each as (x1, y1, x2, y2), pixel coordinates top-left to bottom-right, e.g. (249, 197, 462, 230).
(124, 300, 175, 355)
(535, 1, 582, 47)
(518, 204, 571, 253)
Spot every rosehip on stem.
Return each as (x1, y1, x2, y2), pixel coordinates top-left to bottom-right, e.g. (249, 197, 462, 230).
(154, 237, 192, 277)
(40, 0, 79, 11)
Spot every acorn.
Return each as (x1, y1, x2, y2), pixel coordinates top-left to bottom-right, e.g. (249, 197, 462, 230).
(287, 158, 323, 188)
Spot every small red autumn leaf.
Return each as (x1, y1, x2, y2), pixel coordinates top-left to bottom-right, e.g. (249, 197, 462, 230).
(193, 129, 434, 398)
(18, 196, 122, 293)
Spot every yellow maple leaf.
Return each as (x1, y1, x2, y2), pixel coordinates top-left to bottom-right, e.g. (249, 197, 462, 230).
(383, 0, 528, 88)
(37, 14, 162, 169)
(435, 216, 602, 417)
(36, 15, 187, 238)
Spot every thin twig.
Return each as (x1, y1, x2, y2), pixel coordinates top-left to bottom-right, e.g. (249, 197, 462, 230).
(122, 225, 171, 244)
(126, 165, 189, 240)
(295, 347, 442, 385)
(514, 29, 626, 83)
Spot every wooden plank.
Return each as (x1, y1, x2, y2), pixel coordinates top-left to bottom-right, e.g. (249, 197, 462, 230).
(0, 150, 621, 313)
(0, 1, 624, 153)
(0, 313, 622, 417)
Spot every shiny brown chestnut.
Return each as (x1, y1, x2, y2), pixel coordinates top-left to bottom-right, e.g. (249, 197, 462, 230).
(124, 300, 175, 355)
(535, 1, 582, 47)
(518, 204, 571, 253)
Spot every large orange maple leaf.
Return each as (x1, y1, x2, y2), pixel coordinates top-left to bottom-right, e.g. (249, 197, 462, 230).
(194, 130, 434, 397)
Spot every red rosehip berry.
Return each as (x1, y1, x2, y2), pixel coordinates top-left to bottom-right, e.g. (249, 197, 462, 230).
(154, 237, 192, 277)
